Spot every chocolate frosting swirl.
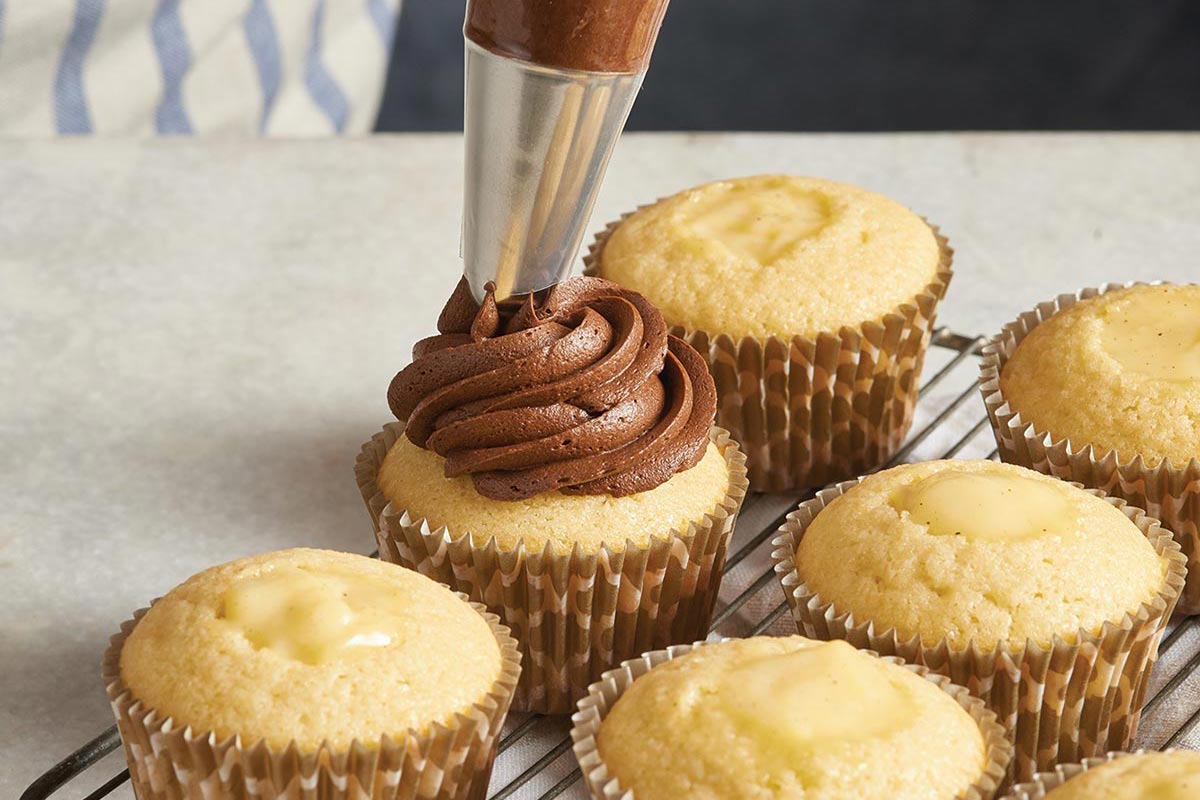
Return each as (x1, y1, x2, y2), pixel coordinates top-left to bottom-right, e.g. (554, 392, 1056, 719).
(389, 276, 717, 501)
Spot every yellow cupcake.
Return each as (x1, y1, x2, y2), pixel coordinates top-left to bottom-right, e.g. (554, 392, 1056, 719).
(119, 548, 505, 750)
(376, 434, 731, 553)
(1040, 751, 1200, 799)
(776, 459, 1185, 781)
(589, 175, 952, 492)
(1000, 283, 1200, 468)
(359, 424, 748, 713)
(595, 637, 993, 800)
(596, 175, 943, 340)
(795, 459, 1166, 650)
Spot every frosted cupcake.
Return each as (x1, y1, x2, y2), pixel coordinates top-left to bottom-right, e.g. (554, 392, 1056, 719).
(587, 175, 953, 490)
(1001, 750, 1200, 799)
(572, 637, 1010, 800)
(104, 548, 521, 800)
(357, 276, 748, 713)
(981, 282, 1200, 614)
(771, 459, 1186, 781)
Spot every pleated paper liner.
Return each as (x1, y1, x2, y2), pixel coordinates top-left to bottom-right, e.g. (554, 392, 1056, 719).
(355, 423, 749, 714)
(103, 602, 522, 800)
(570, 640, 1012, 800)
(583, 203, 954, 492)
(999, 749, 1177, 799)
(979, 281, 1200, 615)
(770, 478, 1187, 784)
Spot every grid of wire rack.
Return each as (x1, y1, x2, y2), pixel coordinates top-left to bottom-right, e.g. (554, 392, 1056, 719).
(21, 329, 1200, 800)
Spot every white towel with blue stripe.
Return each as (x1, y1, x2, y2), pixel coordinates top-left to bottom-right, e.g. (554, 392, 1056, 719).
(0, 0, 401, 135)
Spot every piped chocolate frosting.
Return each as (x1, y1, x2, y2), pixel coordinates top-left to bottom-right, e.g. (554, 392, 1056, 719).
(389, 276, 716, 500)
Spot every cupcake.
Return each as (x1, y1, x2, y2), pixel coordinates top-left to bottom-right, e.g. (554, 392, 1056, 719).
(356, 276, 748, 713)
(1002, 750, 1200, 799)
(104, 548, 521, 800)
(980, 282, 1200, 615)
(572, 636, 1011, 800)
(586, 174, 953, 491)
(770, 459, 1187, 781)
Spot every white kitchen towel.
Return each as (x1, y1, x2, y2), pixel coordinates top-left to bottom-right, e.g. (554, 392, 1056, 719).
(0, 0, 400, 135)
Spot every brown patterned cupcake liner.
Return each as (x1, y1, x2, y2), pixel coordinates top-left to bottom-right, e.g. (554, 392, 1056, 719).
(356, 423, 749, 714)
(103, 599, 522, 800)
(770, 478, 1187, 783)
(570, 640, 1013, 800)
(999, 749, 1175, 799)
(979, 281, 1200, 615)
(583, 203, 954, 492)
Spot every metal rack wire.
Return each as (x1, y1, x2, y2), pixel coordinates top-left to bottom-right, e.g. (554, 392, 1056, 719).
(21, 329, 1200, 800)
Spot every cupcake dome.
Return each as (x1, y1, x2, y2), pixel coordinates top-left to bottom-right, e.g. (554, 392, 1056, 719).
(119, 548, 504, 750)
(594, 637, 991, 800)
(596, 174, 943, 340)
(1026, 750, 1200, 799)
(794, 459, 1166, 650)
(376, 434, 731, 552)
(1000, 283, 1200, 468)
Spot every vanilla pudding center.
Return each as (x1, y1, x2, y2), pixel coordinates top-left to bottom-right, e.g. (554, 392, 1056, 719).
(221, 565, 408, 664)
(1100, 289, 1200, 382)
(892, 470, 1075, 542)
(682, 179, 834, 265)
(716, 639, 917, 752)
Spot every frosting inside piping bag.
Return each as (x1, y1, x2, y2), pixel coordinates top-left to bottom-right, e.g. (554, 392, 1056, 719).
(389, 276, 717, 500)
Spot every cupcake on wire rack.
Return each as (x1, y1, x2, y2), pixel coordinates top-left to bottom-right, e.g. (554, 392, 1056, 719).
(586, 174, 953, 491)
(356, 276, 748, 713)
(980, 281, 1200, 615)
(770, 459, 1186, 782)
(999, 749, 1200, 799)
(571, 636, 1011, 800)
(104, 548, 521, 800)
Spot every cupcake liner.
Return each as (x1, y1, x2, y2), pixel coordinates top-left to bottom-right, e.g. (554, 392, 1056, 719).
(770, 478, 1188, 783)
(999, 749, 1173, 799)
(356, 423, 749, 714)
(979, 281, 1200, 615)
(584, 203, 954, 492)
(570, 640, 1012, 800)
(103, 598, 522, 800)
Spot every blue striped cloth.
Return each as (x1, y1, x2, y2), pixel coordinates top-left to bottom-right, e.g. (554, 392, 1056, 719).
(0, 0, 400, 135)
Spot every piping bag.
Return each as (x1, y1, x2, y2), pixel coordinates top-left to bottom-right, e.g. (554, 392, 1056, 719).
(461, 0, 672, 301)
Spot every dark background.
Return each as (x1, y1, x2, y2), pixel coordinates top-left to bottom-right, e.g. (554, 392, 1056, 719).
(376, 0, 1200, 132)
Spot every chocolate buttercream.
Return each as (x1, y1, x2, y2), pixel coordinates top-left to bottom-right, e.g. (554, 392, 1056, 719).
(465, 0, 671, 73)
(389, 276, 716, 500)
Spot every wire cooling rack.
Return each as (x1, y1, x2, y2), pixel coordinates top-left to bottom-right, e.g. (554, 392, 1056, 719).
(22, 329, 1200, 800)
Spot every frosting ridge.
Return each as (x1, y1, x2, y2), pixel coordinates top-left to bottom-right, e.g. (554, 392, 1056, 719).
(389, 276, 717, 500)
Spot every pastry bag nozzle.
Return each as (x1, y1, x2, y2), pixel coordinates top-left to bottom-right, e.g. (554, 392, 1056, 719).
(460, 0, 671, 302)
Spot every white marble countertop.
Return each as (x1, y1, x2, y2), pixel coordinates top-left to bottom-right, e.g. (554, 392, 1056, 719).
(2, 133, 1199, 799)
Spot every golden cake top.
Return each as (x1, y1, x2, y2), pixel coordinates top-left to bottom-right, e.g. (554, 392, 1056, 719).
(796, 460, 1166, 651)
(119, 548, 503, 750)
(1001, 284, 1200, 467)
(597, 175, 942, 339)
(376, 434, 732, 553)
(597, 637, 986, 800)
(1043, 751, 1200, 799)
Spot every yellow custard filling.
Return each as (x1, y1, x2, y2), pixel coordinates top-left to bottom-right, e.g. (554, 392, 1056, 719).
(891, 470, 1076, 543)
(1099, 287, 1200, 382)
(596, 637, 986, 800)
(680, 178, 834, 266)
(716, 639, 919, 752)
(221, 565, 408, 664)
